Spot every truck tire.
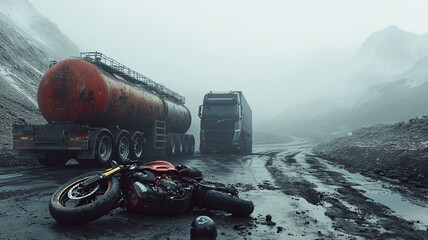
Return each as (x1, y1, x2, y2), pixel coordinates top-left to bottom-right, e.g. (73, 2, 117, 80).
(114, 130, 131, 163)
(247, 137, 253, 154)
(165, 134, 175, 156)
(130, 132, 143, 160)
(188, 135, 195, 155)
(49, 172, 121, 225)
(181, 135, 189, 155)
(95, 130, 114, 167)
(198, 189, 254, 216)
(173, 134, 182, 156)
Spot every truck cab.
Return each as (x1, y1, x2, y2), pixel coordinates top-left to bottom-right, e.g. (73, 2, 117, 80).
(198, 91, 252, 154)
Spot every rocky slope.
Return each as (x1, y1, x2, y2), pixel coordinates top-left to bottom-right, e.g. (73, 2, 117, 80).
(314, 116, 428, 188)
(0, 0, 79, 166)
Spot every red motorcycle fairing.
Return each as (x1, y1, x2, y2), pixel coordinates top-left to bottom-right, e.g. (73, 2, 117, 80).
(125, 161, 192, 213)
(144, 160, 181, 177)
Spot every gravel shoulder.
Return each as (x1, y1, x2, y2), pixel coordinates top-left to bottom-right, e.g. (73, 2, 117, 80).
(314, 116, 428, 189)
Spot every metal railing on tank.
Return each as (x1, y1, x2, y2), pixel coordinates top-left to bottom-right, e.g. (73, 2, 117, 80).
(80, 51, 185, 104)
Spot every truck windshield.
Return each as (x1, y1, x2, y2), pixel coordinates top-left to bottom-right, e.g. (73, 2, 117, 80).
(203, 105, 238, 119)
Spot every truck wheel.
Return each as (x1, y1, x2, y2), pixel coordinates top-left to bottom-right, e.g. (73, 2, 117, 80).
(247, 137, 253, 154)
(181, 135, 189, 155)
(173, 134, 182, 155)
(239, 137, 246, 154)
(115, 131, 131, 163)
(130, 132, 143, 160)
(188, 135, 195, 155)
(165, 134, 175, 156)
(199, 145, 211, 155)
(95, 130, 113, 167)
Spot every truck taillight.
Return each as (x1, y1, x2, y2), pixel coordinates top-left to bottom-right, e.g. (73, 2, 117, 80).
(69, 135, 89, 141)
(13, 135, 34, 141)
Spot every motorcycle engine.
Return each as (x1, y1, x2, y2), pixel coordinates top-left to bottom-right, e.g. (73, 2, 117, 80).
(126, 172, 192, 214)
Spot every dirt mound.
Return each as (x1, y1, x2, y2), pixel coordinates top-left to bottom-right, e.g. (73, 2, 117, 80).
(314, 116, 428, 188)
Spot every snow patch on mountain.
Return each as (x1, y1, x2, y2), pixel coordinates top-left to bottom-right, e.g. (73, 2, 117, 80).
(353, 25, 428, 78)
(0, 66, 37, 106)
(399, 57, 428, 88)
(0, 0, 79, 60)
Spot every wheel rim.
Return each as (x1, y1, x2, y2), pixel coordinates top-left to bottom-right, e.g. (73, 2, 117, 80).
(58, 177, 110, 207)
(133, 135, 143, 158)
(98, 134, 112, 162)
(68, 183, 100, 199)
(118, 135, 130, 160)
(171, 140, 175, 154)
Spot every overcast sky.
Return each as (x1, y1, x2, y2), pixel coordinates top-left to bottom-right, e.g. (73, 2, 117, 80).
(28, 0, 428, 127)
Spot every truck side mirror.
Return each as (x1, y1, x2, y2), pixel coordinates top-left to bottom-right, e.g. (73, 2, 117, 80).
(198, 105, 202, 119)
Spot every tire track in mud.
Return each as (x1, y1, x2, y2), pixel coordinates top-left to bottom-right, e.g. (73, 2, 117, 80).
(265, 151, 323, 206)
(263, 150, 428, 239)
(303, 154, 428, 240)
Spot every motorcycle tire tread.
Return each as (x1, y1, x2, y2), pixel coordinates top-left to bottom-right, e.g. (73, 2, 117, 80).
(49, 171, 121, 225)
(200, 189, 254, 216)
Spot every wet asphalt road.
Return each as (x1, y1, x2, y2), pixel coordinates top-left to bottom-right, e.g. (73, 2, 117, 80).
(0, 137, 427, 240)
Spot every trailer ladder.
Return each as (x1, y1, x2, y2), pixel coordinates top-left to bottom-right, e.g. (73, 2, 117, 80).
(80, 51, 185, 104)
(153, 121, 166, 149)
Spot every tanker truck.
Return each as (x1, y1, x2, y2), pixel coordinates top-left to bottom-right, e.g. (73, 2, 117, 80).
(13, 52, 194, 167)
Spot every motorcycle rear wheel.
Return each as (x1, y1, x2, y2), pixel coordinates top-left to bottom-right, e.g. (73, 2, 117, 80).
(199, 190, 254, 216)
(49, 171, 121, 225)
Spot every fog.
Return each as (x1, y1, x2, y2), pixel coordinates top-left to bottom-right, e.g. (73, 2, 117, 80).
(28, 0, 428, 130)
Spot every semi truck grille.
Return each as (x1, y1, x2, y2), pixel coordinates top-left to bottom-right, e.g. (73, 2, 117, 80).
(205, 131, 234, 144)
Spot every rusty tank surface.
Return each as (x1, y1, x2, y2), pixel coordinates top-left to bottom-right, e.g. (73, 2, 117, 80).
(37, 59, 191, 134)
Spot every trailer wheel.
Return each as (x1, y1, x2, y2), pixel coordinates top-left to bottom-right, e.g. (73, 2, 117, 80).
(165, 134, 175, 156)
(181, 135, 189, 155)
(130, 132, 143, 160)
(115, 131, 131, 163)
(95, 130, 113, 167)
(173, 134, 182, 155)
(188, 135, 195, 155)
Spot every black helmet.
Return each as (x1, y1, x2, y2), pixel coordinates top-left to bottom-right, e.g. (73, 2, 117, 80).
(190, 216, 217, 240)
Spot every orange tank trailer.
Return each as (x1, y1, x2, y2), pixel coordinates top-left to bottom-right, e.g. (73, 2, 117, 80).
(37, 59, 191, 133)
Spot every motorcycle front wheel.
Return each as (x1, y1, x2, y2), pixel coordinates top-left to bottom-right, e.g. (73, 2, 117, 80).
(199, 189, 254, 216)
(49, 171, 121, 225)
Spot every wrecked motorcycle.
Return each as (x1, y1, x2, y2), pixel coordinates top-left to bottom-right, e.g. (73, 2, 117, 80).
(49, 160, 254, 224)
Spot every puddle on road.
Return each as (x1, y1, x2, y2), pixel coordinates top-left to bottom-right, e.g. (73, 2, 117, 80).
(246, 189, 338, 239)
(230, 150, 357, 239)
(320, 158, 428, 230)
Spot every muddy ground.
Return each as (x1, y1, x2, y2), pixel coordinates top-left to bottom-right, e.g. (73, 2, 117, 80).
(0, 138, 427, 240)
